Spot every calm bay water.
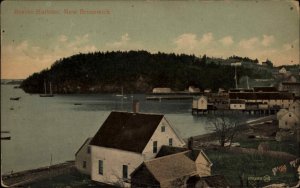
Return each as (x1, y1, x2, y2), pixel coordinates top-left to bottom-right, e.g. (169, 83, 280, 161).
(1, 85, 255, 173)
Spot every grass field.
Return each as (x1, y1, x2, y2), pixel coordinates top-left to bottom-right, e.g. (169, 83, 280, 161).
(234, 139, 299, 156)
(26, 172, 117, 188)
(205, 148, 298, 187)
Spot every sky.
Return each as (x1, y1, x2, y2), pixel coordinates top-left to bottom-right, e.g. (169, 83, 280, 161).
(1, 0, 299, 79)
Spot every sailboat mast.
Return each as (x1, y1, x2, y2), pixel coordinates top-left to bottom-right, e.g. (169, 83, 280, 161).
(246, 76, 250, 89)
(44, 80, 47, 94)
(50, 82, 52, 95)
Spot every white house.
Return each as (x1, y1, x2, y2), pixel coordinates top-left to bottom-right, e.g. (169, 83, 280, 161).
(75, 137, 92, 175)
(88, 111, 186, 187)
(289, 100, 300, 114)
(277, 109, 289, 120)
(204, 89, 212, 93)
(279, 67, 287, 74)
(192, 96, 208, 110)
(278, 111, 299, 130)
(188, 86, 200, 93)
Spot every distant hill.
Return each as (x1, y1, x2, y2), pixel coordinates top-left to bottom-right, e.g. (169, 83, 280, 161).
(20, 51, 273, 94)
(1, 79, 24, 85)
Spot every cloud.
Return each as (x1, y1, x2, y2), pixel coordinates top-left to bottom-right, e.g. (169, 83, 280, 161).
(238, 37, 259, 49)
(108, 33, 130, 48)
(200, 32, 214, 45)
(105, 33, 142, 50)
(1, 34, 98, 79)
(172, 33, 298, 66)
(58, 35, 68, 42)
(219, 36, 234, 46)
(261, 35, 275, 46)
(173, 32, 217, 54)
(174, 33, 198, 51)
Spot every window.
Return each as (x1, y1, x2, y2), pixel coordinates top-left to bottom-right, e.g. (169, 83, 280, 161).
(98, 160, 103, 175)
(289, 113, 291, 117)
(83, 161, 87, 169)
(87, 146, 91, 154)
(153, 141, 157, 153)
(240, 105, 242, 107)
(285, 121, 287, 125)
(169, 138, 173, 146)
(123, 165, 128, 179)
(161, 126, 165, 132)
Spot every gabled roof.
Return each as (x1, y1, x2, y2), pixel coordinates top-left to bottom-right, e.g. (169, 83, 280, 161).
(90, 111, 164, 153)
(277, 109, 289, 119)
(75, 137, 92, 156)
(200, 175, 230, 187)
(281, 111, 300, 121)
(144, 151, 197, 182)
(156, 146, 212, 164)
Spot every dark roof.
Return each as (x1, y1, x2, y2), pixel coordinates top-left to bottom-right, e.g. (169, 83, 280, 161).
(155, 145, 188, 158)
(90, 111, 164, 153)
(156, 146, 212, 164)
(201, 175, 231, 187)
(281, 82, 300, 85)
(229, 92, 294, 100)
(253, 87, 277, 92)
(230, 99, 246, 104)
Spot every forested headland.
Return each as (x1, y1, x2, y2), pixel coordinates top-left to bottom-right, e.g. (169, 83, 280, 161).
(20, 50, 272, 94)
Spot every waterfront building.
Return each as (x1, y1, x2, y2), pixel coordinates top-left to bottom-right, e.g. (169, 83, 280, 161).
(289, 100, 300, 114)
(188, 86, 200, 93)
(278, 82, 300, 97)
(152, 87, 172, 93)
(229, 92, 294, 109)
(229, 99, 246, 110)
(192, 96, 208, 110)
(278, 111, 299, 130)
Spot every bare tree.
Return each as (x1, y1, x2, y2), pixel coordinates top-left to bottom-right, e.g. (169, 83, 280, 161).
(209, 115, 238, 147)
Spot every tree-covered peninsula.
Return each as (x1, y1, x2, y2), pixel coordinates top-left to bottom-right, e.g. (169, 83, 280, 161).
(20, 51, 272, 94)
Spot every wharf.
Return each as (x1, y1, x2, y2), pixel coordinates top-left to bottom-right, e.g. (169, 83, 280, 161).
(191, 108, 280, 116)
(146, 95, 194, 100)
(2, 161, 75, 187)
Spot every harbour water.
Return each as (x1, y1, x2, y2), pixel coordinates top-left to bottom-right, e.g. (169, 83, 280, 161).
(1, 85, 257, 173)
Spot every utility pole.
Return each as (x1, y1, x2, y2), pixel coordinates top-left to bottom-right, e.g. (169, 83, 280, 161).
(231, 62, 241, 89)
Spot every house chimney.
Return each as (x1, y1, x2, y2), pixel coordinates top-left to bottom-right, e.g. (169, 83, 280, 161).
(132, 100, 139, 113)
(188, 137, 194, 150)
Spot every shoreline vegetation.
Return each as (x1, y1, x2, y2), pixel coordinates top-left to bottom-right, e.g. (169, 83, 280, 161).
(20, 50, 277, 94)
